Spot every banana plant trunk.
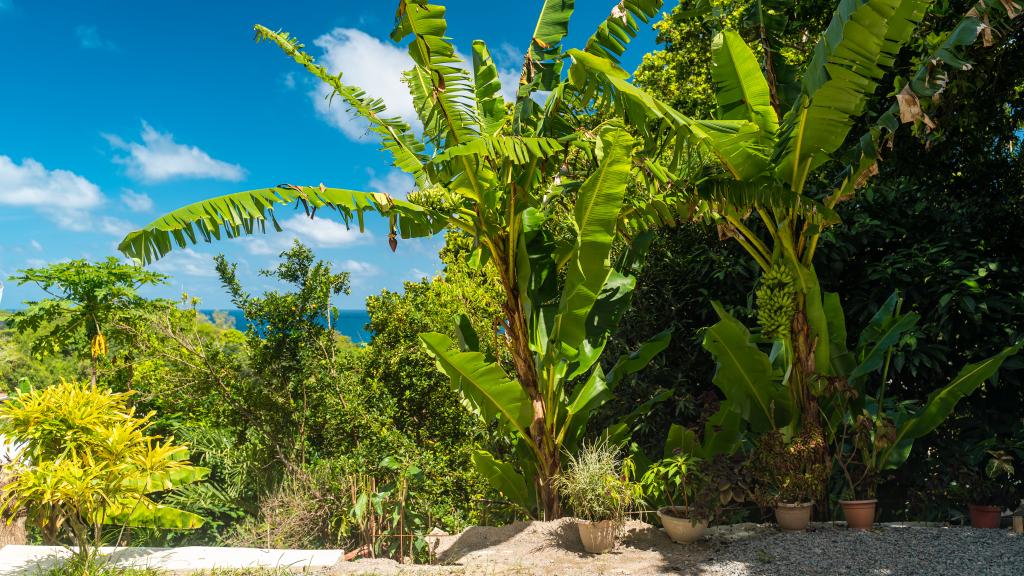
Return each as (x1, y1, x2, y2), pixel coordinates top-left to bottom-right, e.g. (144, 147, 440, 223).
(503, 287, 561, 520)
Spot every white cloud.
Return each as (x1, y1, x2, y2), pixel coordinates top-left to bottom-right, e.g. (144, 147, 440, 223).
(0, 155, 106, 229)
(120, 189, 153, 212)
(104, 121, 246, 183)
(281, 215, 372, 247)
(310, 28, 519, 138)
(151, 248, 218, 278)
(342, 260, 379, 276)
(367, 169, 414, 199)
(75, 25, 115, 50)
(29, 239, 42, 252)
(312, 28, 417, 140)
(282, 72, 296, 90)
(0, 155, 103, 210)
(243, 215, 373, 255)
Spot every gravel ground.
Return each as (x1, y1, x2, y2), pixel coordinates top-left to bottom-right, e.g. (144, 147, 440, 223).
(330, 519, 1024, 576)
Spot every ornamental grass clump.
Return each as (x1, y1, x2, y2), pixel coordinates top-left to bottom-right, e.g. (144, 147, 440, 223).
(554, 441, 638, 524)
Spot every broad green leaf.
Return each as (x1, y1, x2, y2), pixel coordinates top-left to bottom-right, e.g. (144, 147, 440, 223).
(880, 342, 1022, 469)
(553, 127, 633, 354)
(471, 40, 508, 136)
(703, 302, 792, 433)
(471, 450, 532, 511)
(711, 30, 778, 134)
(392, 1, 479, 147)
(849, 312, 919, 381)
(106, 498, 205, 530)
(823, 292, 856, 376)
(420, 332, 534, 443)
(606, 329, 672, 387)
(775, 0, 931, 185)
(122, 466, 210, 493)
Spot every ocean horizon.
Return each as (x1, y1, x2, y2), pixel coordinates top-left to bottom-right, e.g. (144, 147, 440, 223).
(200, 309, 372, 344)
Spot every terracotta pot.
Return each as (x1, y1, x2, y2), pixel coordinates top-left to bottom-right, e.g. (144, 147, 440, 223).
(657, 506, 709, 543)
(774, 502, 813, 532)
(839, 499, 877, 530)
(968, 504, 1002, 529)
(577, 519, 617, 553)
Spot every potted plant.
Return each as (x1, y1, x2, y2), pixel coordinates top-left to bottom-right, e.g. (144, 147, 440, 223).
(751, 429, 828, 531)
(554, 440, 638, 554)
(640, 453, 708, 543)
(964, 450, 1015, 529)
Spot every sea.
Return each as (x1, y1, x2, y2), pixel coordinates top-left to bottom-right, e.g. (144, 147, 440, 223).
(200, 309, 372, 344)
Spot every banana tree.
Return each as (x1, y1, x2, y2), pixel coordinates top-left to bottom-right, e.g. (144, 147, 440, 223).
(118, 0, 685, 519)
(692, 290, 1019, 499)
(567, 0, 1023, 426)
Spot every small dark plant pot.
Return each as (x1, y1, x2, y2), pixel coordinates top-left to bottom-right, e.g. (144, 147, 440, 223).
(839, 499, 877, 530)
(968, 504, 1002, 529)
(774, 502, 813, 532)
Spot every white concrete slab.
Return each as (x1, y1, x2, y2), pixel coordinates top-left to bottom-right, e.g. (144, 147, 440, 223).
(0, 545, 344, 574)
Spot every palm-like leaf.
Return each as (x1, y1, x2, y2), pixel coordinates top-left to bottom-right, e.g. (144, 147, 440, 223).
(472, 40, 509, 136)
(393, 1, 479, 148)
(118, 186, 444, 264)
(254, 26, 427, 186)
(583, 0, 664, 63)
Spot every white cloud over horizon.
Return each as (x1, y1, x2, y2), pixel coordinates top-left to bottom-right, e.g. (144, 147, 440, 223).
(104, 121, 246, 183)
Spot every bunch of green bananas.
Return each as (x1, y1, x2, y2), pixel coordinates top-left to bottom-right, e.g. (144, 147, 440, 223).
(756, 264, 797, 339)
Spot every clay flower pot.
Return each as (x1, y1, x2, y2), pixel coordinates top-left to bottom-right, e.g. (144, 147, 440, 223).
(657, 506, 709, 543)
(774, 502, 813, 531)
(577, 519, 617, 554)
(839, 499, 877, 529)
(968, 504, 1002, 529)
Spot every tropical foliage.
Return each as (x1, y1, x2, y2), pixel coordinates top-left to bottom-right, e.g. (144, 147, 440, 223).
(0, 380, 207, 563)
(1, 0, 1022, 562)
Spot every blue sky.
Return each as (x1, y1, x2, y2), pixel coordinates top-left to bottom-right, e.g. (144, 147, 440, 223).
(0, 0, 659, 310)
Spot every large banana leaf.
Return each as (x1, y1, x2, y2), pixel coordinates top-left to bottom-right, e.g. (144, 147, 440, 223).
(878, 342, 1022, 469)
(393, 1, 479, 147)
(775, 0, 929, 186)
(253, 26, 427, 186)
(703, 302, 792, 433)
(566, 49, 769, 181)
(420, 332, 535, 444)
(583, 0, 663, 63)
(552, 127, 633, 355)
(471, 40, 509, 136)
(471, 450, 532, 511)
(118, 186, 444, 264)
(711, 30, 779, 134)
